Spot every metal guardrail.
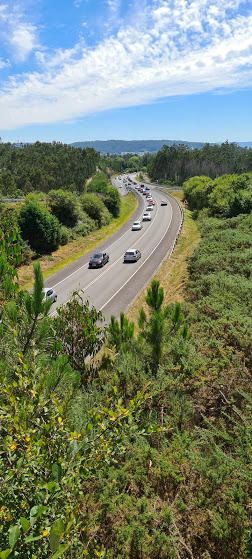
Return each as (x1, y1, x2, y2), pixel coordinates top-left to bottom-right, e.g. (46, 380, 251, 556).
(155, 186, 184, 256)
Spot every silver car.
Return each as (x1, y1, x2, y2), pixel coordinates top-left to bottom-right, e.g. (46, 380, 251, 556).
(42, 288, 57, 303)
(124, 249, 141, 263)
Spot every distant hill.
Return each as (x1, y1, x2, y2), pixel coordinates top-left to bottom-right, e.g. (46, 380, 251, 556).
(70, 140, 205, 154)
(70, 139, 252, 154)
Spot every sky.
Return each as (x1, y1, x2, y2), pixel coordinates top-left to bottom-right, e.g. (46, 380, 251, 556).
(0, 0, 251, 143)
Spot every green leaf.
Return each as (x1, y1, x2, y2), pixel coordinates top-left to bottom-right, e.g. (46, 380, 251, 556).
(49, 519, 64, 552)
(19, 517, 30, 532)
(8, 525, 20, 549)
(52, 463, 62, 481)
(29, 505, 46, 527)
(47, 481, 60, 493)
(24, 535, 43, 544)
(51, 544, 70, 559)
(0, 550, 12, 559)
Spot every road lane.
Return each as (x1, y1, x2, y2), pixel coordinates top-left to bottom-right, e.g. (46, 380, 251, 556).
(48, 176, 183, 320)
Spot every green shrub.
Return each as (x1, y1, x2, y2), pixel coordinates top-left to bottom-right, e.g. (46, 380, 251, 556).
(104, 186, 121, 217)
(87, 172, 109, 193)
(48, 189, 81, 227)
(60, 225, 70, 245)
(80, 193, 111, 227)
(19, 201, 61, 254)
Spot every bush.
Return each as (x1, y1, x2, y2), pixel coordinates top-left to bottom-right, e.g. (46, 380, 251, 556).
(60, 225, 70, 245)
(183, 172, 252, 217)
(73, 212, 96, 237)
(19, 201, 61, 254)
(80, 193, 111, 227)
(48, 189, 80, 227)
(183, 176, 213, 210)
(104, 186, 121, 217)
(87, 172, 109, 193)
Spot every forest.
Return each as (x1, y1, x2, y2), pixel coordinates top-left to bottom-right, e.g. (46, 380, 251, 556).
(0, 164, 251, 558)
(0, 142, 99, 196)
(147, 142, 252, 184)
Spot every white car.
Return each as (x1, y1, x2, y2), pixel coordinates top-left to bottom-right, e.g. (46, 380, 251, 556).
(42, 288, 57, 303)
(146, 205, 154, 212)
(124, 249, 141, 263)
(142, 212, 152, 221)
(131, 220, 142, 231)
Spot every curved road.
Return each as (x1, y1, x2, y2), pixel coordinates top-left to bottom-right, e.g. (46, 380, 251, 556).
(47, 177, 183, 320)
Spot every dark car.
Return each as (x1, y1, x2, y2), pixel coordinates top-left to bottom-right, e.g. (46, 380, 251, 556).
(123, 248, 141, 263)
(89, 252, 109, 268)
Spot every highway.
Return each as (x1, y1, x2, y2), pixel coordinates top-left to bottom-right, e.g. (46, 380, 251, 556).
(46, 176, 183, 321)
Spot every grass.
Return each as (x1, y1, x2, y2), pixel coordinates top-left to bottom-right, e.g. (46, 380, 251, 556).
(18, 193, 137, 289)
(127, 191, 200, 325)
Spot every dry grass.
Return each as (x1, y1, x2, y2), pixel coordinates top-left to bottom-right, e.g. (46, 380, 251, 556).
(18, 193, 137, 289)
(127, 191, 200, 325)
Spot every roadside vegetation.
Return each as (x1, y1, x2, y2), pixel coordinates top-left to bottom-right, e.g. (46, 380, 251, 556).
(0, 157, 251, 559)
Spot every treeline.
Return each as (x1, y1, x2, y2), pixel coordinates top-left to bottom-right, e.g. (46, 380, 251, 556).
(0, 172, 121, 259)
(147, 142, 252, 185)
(102, 153, 142, 173)
(0, 175, 251, 557)
(0, 142, 99, 196)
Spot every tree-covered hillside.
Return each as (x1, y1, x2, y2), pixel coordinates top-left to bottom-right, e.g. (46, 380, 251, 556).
(0, 142, 99, 196)
(148, 142, 252, 185)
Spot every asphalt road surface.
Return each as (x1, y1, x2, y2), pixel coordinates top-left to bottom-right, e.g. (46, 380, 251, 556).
(46, 176, 183, 321)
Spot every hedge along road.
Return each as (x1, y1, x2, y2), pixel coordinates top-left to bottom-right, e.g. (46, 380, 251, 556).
(48, 177, 183, 321)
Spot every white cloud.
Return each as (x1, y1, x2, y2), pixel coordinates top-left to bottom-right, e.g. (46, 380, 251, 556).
(0, 0, 251, 129)
(0, 2, 38, 62)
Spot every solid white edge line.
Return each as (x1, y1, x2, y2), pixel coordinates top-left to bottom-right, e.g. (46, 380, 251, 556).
(50, 186, 143, 290)
(50, 189, 165, 317)
(52, 192, 161, 296)
(99, 199, 173, 312)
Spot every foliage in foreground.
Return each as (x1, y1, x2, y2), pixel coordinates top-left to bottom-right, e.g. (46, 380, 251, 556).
(0, 211, 251, 558)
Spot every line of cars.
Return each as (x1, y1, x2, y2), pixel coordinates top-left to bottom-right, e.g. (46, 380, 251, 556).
(88, 181, 155, 269)
(45, 176, 169, 303)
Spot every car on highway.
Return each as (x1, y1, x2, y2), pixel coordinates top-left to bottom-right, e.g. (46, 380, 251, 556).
(124, 248, 141, 263)
(146, 205, 154, 212)
(42, 288, 57, 303)
(131, 220, 142, 231)
(148, 199, 155, 205)
(142, 212, 152, 221)
(161, 200, 168, 206)
(89, 252, 109, 268)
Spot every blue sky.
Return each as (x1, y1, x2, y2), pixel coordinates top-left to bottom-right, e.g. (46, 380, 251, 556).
(0, 0, 251, 143)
